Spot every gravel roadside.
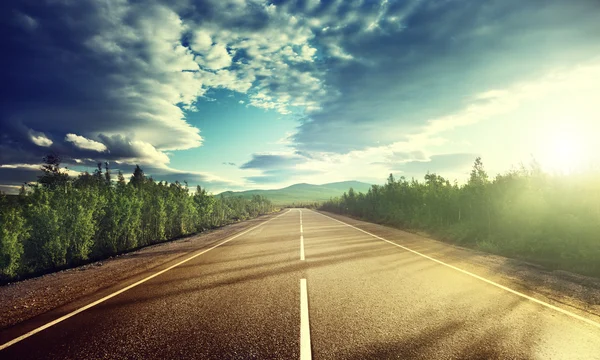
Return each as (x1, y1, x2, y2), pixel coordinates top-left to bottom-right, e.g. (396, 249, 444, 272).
(0, 212, 281, 331)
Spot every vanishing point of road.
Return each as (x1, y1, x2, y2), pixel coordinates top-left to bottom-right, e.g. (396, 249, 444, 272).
(1, 209, 599, 359)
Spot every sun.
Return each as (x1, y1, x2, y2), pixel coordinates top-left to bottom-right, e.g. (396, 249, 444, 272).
(539, 124, 587, 174)
(549, 137, 583, 174)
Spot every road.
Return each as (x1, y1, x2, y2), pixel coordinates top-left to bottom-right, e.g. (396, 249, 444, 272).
(1, 209, 599, 359)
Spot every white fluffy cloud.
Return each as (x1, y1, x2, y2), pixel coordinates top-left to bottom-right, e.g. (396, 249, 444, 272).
(190, 30, 213, 52)
(30, 131, 53, 147)
(65, 134, 108, 152)
(96, 134, 170, 166)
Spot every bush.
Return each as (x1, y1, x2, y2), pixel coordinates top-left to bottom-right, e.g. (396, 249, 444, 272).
(320, 158, 600, 277)
(0, 201, 28, 278)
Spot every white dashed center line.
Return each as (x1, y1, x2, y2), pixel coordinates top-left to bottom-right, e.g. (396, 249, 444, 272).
(300, 278, 312, 360)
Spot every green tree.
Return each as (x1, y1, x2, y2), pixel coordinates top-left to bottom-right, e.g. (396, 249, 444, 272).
(38, 153, 69, 189)
(0, 160, 276, 280)
(0, 195, 28, 278)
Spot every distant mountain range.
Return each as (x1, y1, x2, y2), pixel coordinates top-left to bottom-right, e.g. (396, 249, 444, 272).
(218, 181, 373, 205)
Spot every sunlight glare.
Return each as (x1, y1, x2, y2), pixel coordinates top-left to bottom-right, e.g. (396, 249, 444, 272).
(539, 123, 587, 174)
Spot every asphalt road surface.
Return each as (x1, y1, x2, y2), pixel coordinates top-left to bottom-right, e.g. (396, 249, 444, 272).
(1, 209, 599, 359)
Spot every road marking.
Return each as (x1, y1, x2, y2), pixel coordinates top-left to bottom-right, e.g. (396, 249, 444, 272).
(300, 279, 312, 360)
(0, 210, 290, 351)
(300, 209, 305, 260)
(312, 210, 600, 330)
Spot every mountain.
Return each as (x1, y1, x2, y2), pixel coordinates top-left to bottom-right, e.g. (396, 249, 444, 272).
(218, 181, 373, 205)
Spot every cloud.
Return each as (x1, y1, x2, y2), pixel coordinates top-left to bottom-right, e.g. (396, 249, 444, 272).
(196, 43, 233, 70)
(245, 168, 322, 184)
(0, 161, 237, 194)
(393, 153, 478, 177)
(290, 0, 600, 153)
(244, 175, 282, 184)
(1, 0, 204, 168)
(2, 0, 600, 189)
(371, 151, 427, 166)
(0, 164, 80, 189)
(13, 11, 38, 31)
(240, 151, 325, 184)
(389, 151, 428, 163)
(98, 134, 170, 166)
(240, 153, 307, 170)
(0, 0, 331, 187)
(30, 131, 53, 147)
(0, 164, 41, 186)
(137, 165, 241, 193)
(182, 0, 327, 114)
(190, 30, 213, 53)
(65, 134, 107, 152)
(222, 162, 237, 166)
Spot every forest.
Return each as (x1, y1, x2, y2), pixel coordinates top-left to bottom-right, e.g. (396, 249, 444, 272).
(321, 158, 600, 277)
(0, 155, 275, 282)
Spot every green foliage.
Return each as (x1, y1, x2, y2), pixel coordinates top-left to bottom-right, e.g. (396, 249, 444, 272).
(321, 159, 600, 277)
(0, 161, 275, 282)
(26, 188, 66, 268)
(281, 202, 321, 209)
(0, 195, 28, 277)
(38, 153, 70, 189)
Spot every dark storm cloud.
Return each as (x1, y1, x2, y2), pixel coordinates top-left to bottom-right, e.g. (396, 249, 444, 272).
(0, 0, 203, 168)
(292, 0, 600, 152)
(0, 166, 41, 186)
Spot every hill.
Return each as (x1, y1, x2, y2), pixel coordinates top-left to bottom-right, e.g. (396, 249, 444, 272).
(218, 181, 373, 205)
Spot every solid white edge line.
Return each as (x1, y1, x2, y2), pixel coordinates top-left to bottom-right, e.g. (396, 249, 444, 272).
(300, 278, 312, 360)
(0, 210, 291, 351)
(311, 210, 600, 330)
(300, 209, 305, 260)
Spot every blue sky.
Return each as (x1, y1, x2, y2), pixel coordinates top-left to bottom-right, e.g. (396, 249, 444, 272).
(1, 0, 599, 194)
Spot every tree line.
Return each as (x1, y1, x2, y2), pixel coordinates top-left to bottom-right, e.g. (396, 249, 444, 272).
(0, 155, 276, 281)
(321, 158, 600, 277)
(281, 202, 321, 209)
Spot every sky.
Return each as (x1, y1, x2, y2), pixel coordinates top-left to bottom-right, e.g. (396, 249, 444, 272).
(1, 0, 600, 194)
